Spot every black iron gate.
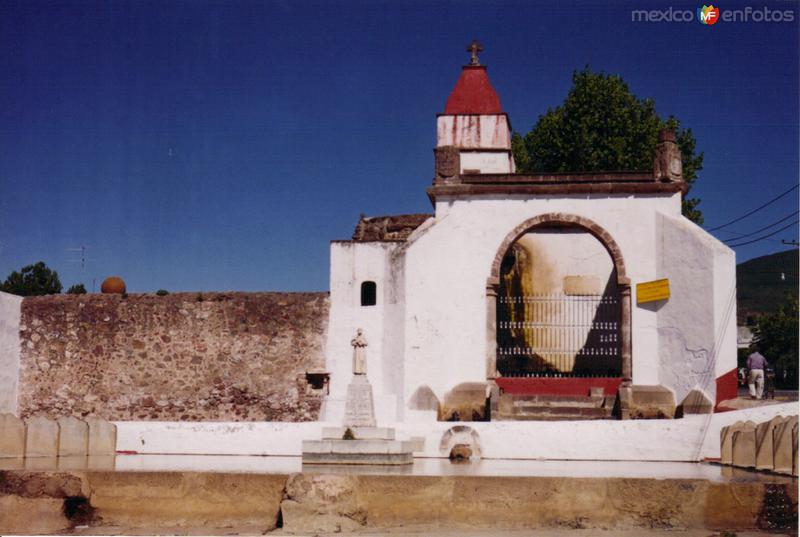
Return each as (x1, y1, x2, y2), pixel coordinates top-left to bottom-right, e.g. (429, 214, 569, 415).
(497, 293, 621, 377)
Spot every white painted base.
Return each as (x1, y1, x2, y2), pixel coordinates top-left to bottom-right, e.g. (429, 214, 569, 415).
(320, 393, 399, 426)
(322, 427, 395, 440)
(114, 403, 796, 462)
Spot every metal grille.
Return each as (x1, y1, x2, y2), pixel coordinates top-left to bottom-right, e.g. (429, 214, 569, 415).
(497, 294, 621, 377)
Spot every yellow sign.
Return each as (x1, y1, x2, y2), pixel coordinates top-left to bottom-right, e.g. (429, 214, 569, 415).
(637, 279, 670, 304)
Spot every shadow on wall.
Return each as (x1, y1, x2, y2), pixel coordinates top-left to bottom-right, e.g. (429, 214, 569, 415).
(496, 230, 622, 378)
(572, 274, 621, 377)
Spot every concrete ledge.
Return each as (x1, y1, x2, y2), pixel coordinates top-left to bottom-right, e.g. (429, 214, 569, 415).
(86, 471, 287, 528)
(339, 475, 795, 532)
(2, 469, 795, 533)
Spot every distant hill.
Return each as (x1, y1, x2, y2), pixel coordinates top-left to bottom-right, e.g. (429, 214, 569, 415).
(737, 249, 798, 324)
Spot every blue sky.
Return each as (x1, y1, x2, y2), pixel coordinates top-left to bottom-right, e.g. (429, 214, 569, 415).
(1, 0, 797, 292)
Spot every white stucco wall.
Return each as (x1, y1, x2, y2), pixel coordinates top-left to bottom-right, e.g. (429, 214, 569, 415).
(323, 241, 405, 424)
(436, 115, 511, 149)
(115, 421, 325, 456)
(713, 239, 738, 379)
(323, 191, 735, 423)
(0, 291, 22, 415)
(514, 230, 616, 294)
(459, 151, 514, 174)
(400, 193, 682, 405)
(656, 212, 737, 404)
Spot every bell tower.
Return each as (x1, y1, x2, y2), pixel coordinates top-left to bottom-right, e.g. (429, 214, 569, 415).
(435, 40, 515, 181)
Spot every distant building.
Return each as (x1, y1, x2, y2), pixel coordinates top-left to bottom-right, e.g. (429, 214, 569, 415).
(737, 326, 754, 349)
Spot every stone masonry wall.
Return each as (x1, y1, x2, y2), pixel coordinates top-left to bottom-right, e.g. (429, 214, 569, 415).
(18, 292, 329, 421)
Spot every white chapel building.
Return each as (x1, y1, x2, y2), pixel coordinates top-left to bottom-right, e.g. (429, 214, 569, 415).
(321, 49, 737, 424)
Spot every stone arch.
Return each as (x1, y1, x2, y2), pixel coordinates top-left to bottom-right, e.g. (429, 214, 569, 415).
(485, 213, 632, 384)
(439, 425, 482, 459)
(489, 213, 629, 285)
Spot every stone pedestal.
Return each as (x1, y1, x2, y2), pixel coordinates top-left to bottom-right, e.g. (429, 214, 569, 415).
(303, 374, 416, 465)
(303, 428, 415, 465)
(343, 375, 376, 428)
(620, 385, 676, 420)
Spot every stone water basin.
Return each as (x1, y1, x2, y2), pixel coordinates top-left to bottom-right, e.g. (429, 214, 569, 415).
(0, 455, 795, 534)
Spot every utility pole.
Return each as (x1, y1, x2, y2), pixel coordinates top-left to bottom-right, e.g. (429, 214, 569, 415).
(66, 246, 87, 283)
(781, 239, 799, 247)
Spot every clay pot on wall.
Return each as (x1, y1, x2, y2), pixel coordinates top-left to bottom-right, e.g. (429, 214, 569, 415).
(101, 276, 126, 294)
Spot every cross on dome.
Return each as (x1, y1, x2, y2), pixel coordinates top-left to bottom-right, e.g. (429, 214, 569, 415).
(467, 39, 483, 66)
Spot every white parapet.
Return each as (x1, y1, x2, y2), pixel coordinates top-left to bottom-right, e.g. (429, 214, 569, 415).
(113, 402, 796, 462)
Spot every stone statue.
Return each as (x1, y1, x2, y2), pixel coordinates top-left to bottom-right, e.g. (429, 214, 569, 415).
(351, 329, 368, 375)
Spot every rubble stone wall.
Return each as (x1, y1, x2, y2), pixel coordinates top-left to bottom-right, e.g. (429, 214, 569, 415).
(18, 292, 329, 421)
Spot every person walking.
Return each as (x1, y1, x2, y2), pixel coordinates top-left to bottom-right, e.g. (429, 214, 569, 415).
(746, 349, 769, 400)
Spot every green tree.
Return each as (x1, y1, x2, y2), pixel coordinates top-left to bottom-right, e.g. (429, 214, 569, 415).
(0, 261, 62, 296)
(753, 294, 798, 387)
(66, 283, 87, 294)
(512, 67, 704, 223)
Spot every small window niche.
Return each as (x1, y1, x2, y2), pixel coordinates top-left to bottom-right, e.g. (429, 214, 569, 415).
(360, 281, 377, 306)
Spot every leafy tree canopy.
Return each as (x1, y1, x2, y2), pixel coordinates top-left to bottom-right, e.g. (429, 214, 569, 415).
(67, 283, 87, 294)
(753, 293, 798, 382)
(0, 261, 62, 296)
(512, 67, 704, 223)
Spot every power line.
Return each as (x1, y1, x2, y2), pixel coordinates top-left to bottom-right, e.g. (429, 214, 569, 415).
(715, 230, 786, 246)
(66, 246, 87, 274)
(705, 184, 798, 232)
(716, 226, 789, 245)
(726, 220, 799, 247)
(738, 269, 798, 274)
(722, 210, 800, 243)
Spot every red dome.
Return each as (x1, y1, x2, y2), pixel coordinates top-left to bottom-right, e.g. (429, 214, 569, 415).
(444, 66, 503, 115)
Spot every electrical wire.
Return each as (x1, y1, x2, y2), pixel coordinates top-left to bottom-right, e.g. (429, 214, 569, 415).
(726, 220, 799, 247)
(722, 210, 800, 243)
(705, 184, 798, 232)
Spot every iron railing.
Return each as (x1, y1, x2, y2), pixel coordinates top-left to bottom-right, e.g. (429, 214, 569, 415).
(497, 293, 621, 377)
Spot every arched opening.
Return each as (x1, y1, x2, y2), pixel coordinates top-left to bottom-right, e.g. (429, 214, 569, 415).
(360, 281, 377, 306)
(486, 214, 631, 392)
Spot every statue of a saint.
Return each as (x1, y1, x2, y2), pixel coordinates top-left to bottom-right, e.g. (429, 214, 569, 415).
(351, 328, 368, 375)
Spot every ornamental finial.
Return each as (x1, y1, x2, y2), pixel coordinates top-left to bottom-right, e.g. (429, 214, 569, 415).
(466, 39, 483, 66)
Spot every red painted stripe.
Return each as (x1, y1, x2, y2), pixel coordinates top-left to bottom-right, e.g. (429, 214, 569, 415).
(715, 367, 739, 410)
(496, 377, 622, 397)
